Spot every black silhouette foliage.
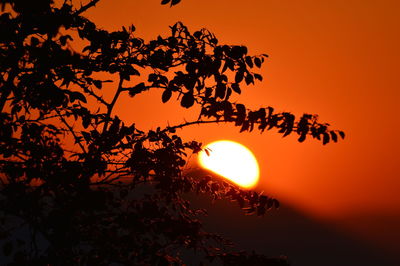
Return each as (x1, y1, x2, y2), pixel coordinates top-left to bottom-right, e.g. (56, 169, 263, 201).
(0, 0, 343, 264)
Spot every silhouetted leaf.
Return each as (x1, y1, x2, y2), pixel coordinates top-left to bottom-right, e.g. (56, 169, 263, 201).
(298, 133, 306, 142)
(181, 92, 194, 108)
(129, 82, 147, 97)
(330, 131, 338, 142)
(235, 103, 246, 126)
(216, 83, 226, 99)
(223, 101, 233, 120)
(235, 71, 244, 83)
(240, 120, 249, 132)
(323, 132, 330, 145)
(231, 83, 241, 94)
(69, 91, 87, 103)
(245, 56, 253, 68)
(245, 74, 254, 85)
(230, 46, 244, 59)
(93, 80, 102, 89)
(171, 0, 181, 6)
(162, 89, 172, 103)
(254, 73, 263, 81)
(193, 30, 202, 39)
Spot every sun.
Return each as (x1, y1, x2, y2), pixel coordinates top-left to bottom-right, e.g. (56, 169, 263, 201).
(198, 140, 260, 189)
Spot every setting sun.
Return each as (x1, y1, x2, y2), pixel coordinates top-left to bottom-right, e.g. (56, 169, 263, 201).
(198, 140, 260, 189)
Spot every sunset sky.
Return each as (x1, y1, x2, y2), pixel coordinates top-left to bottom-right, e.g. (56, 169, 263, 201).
(85, 0, 400, 260)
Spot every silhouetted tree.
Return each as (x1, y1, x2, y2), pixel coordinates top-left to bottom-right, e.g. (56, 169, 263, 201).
(0, 0, 344, 265)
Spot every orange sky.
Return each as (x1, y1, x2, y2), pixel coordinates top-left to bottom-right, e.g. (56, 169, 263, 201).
(84, 0, 400, 223)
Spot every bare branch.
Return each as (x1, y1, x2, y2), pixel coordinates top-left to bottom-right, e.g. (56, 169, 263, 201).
(55, 109, 87, 154)
(102, 76, 124, 133)
(74, 0, 100, 15)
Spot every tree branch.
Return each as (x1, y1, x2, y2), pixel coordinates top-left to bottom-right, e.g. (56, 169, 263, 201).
(55, 109, 87, 154)
(102, 76, 123, 133)
(138, 119, 230, 142)
(74, 0, 100, 15)
(82, 85, 110, 107)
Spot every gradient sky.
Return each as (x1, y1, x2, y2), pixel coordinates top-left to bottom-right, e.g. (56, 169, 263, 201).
(84, 0, 400, 254)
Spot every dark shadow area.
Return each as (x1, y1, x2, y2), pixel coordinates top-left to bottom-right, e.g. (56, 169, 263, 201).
(334, 212, 400, 263)
(187, 193, 399, 266)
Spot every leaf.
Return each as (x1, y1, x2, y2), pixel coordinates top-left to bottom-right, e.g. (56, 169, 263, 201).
(235, 71, 244, 83)
(210, 37, 218, 45)
(223, 102, 233, 120)
(131, 38, 142, 47)
(240, 120, 249, 132)
(245, 74, 254, 85)
(245, 56, 253, 68)
(127, 65, 140, 76)
(215, 83, 226, 99)
(254, 57, 262, 68)
(129, 82, 147, 97)
(339, 131, 345, 139)
(231, 83, 241, 94)
(82, 116, 91, 129)
(241, 46, 248, 55)
(121, 72, 130, 81)
(59, 35, 72, 46)
(185, 61, 196, 74)
(93, 80, 102, 89)
(171, 0, 181, 6)
(322, 132, 330, 145)
(330, 131, 338, 142)
(235, 103, 246, 126)
(298, 133, 306, 143)
(193, 30, 202, 39)
(70, 91, 87, 103)
(162, 89, 172, 103)
(148, 73, 158, 83)
(226, 59, 235, 71)
(161, 0, 170, 4)
(254, 73, 263, 81)
(183, 79, 195, 91)
(230, 46, 244, 59)
(180, 92, 194, 108)
(236, 104, 246, 115)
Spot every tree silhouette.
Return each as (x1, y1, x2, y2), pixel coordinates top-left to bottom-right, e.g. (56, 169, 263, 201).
(0, 0, 344, 265)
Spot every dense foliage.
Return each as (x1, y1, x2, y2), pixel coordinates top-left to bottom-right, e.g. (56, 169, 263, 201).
(0, 0, 343, 264)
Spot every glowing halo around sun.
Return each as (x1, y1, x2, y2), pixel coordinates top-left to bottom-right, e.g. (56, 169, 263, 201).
(198, 140, 260, 189)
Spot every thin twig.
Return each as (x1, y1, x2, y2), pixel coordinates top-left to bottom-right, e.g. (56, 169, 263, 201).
(102, 76, 123, 133)
(55, 109, 87, 154)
